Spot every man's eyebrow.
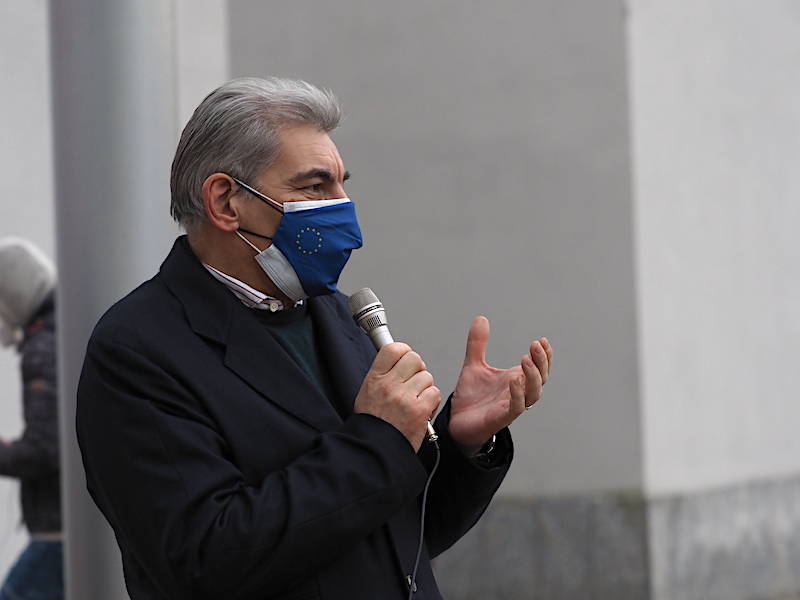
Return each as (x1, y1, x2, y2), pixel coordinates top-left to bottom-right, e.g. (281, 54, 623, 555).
(288, 168, 351, 185)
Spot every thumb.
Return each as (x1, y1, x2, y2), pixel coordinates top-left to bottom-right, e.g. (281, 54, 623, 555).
(464, 316, 490, 366)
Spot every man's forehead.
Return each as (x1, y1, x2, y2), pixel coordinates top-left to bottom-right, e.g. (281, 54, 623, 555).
(273, 126, 344, 173)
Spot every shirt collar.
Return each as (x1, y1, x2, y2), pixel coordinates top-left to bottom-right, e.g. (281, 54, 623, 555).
(203, 264, 303, 312)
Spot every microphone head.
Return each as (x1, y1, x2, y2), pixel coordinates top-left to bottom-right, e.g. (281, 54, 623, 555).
(348, 287, 379, 314)
(349, 287, 389, 333)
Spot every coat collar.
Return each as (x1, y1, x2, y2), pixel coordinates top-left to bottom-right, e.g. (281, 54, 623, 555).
(159, 236, 372, 432)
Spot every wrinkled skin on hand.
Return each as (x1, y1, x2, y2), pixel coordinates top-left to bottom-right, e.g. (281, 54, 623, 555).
(449, 316, 553, 455)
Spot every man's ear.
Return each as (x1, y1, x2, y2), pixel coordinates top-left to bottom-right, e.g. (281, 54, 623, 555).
(202, 173, 240, 232)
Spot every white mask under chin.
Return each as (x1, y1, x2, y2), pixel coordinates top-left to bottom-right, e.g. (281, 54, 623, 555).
(0, 319, 21, 347)
(235, 232, 308, 302)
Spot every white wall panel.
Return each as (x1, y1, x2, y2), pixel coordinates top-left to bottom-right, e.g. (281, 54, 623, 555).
(629, 0, 800, 494)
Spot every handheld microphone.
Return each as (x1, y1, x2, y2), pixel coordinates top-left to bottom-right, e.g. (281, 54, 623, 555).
(349, 288, 438, 442)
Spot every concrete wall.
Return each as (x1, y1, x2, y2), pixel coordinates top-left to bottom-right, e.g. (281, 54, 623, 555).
(628, 0, 800, 496)
(174, 0, 230, 126)
(627, 3, 800, 597)
(229, 0, 641, 498)
(3, 0, 796, 597)
(229, 2, 800, 597)
(0, 0, 56, 581)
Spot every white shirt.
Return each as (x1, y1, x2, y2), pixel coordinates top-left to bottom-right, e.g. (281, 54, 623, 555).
(203, 264, 302, 312)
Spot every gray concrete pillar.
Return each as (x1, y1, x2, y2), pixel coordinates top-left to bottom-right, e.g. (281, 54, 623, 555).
(50, 2, 179, 598)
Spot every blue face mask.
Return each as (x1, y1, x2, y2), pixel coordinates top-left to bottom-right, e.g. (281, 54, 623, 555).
(232, 176, 363, 300)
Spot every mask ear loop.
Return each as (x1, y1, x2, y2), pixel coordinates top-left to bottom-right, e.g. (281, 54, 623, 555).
(235, 230, 270, 254)
(230, 176, 284, 213)
(229, 175, 283, 252)
(238, 228, 272, 242)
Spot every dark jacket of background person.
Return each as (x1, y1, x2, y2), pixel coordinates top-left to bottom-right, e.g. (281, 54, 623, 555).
(76, 237, 512, 600)
(0, 295, 61, 534)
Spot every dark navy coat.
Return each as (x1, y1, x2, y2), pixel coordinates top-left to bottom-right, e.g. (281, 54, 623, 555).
(77, 236, 511, 600)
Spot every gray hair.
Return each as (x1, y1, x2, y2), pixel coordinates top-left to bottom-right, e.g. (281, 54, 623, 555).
(170, 76, 342, 228)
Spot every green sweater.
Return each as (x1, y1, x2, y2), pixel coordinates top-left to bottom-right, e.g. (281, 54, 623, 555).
(251, 304, 348, 419)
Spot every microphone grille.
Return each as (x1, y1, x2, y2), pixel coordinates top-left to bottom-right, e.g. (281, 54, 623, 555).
(348, 287, 380, 316)
(363, 314, 385, 331)
(348, 287, 389, 333)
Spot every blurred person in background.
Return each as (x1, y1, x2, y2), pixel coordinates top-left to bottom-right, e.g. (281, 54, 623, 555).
(0, 239, 62, 600)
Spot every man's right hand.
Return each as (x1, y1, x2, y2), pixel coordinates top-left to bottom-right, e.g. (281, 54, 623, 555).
(354, 343, 441, 452)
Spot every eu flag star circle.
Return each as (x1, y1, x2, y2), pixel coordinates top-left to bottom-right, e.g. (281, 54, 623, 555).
(296, 227, 324, 255)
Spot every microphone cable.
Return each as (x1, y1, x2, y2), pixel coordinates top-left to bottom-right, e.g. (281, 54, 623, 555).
(347, 287, 442, 596)
(407, 438, 440, 600)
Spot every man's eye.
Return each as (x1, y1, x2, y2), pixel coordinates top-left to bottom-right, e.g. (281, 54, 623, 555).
(305, 183, 324, 193)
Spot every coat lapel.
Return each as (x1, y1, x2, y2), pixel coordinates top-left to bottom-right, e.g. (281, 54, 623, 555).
(309, 294, 376, 415)
(160, 236, 341, 433)
(223, 307, 342, 432)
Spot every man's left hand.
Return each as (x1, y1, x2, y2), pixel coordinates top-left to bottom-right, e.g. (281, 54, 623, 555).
(449, 316, 553, 455)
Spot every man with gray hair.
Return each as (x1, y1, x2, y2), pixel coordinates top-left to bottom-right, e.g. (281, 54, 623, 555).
(77, 77, 553, 599)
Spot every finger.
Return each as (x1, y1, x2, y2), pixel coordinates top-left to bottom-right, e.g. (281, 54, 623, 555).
(522, 354, 543, 408)
(530, 341, 549, 384)
(509, 374, 526, 416)
(406, 369, 435, 396)
(418, 385, 442, 416)
(371, 342, 413, 374)
(541, 337, 554, 374)
(464, 316, 490, 367)
(389, 350, 426, 382)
